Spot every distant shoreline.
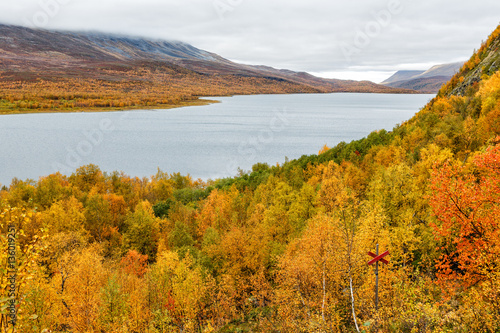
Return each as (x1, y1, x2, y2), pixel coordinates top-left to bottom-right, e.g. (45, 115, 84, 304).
(0, 98, 220, 116)
(0, 90, 427, 116)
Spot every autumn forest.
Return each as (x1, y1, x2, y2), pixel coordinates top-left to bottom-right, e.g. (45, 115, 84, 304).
(1, 23, 500, 333)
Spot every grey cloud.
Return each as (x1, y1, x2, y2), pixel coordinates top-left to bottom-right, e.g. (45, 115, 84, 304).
(0, 0, 499, 80)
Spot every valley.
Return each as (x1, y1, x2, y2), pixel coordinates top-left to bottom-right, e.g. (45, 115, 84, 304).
(0, 24, 415, 114)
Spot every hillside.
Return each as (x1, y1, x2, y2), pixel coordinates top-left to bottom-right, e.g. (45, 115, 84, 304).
(382, 75, 451, 93)
(439, 31, 500, 96)
(382, 62, 463, 93)
(0, 24, 414, 114)
(1, 24, 500, 333)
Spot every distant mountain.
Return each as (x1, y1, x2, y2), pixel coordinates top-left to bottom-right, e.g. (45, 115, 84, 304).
(382, 70, 425, 84)
(0, 25, 221, 62)
(416, 62, 464, 79)
(0, 24, 414, 109)
(382, 62, 463, 93)
(382, 76, 454, 94)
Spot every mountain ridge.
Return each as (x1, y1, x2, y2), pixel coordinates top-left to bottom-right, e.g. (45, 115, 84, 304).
(0, 23, 416, 113)
(382, 70, 425, 84)
(382, 62, 463, 93)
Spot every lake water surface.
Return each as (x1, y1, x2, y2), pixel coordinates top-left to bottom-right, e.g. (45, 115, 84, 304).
(0, 93, 434, 185)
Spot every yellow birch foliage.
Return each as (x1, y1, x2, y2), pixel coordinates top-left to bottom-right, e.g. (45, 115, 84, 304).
(0, 206, 48, 332)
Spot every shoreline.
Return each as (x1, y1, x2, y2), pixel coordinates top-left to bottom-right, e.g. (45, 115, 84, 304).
(0, 98, 220, 116)
(0, 90, 430, 116)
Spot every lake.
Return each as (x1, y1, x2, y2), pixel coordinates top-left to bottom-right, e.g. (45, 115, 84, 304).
(0, 93, 434, 186)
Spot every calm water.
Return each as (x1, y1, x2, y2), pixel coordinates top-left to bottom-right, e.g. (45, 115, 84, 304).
(0, 93, 433, 185)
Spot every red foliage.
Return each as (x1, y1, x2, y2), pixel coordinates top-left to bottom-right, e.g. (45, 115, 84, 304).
(430, 142, 500, 289)
(120, 249, 149, 278)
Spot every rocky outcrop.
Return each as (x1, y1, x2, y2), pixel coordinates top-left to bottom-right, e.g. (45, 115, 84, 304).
(449, 36, 500, 96)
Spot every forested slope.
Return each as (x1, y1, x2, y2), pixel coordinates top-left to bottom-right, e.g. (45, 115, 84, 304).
(1, 25, 500, 333)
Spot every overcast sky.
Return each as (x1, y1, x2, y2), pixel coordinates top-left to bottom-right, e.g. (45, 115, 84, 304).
(1, 0, 499, 82)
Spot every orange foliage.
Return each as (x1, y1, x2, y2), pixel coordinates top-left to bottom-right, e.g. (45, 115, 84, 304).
(120, 250, 149, 278)
(430, 143, 500, 289)
(318, 144, 330, 155)
(0, 63, 321, 113)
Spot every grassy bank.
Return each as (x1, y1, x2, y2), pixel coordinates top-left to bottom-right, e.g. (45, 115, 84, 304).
(0, 98, 219, 115)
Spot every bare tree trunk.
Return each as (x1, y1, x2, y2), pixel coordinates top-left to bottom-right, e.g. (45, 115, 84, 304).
(322, 260, 326, 322)
(349, 271, 360, 333)
(341, 210, 360, 333)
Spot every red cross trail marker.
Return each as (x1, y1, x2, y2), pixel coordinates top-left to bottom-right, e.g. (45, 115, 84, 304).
(367, 250, 389, 265)
(367, 244, 389, 311)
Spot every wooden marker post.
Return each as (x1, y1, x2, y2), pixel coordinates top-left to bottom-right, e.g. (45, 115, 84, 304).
(367, 244, 389, 311)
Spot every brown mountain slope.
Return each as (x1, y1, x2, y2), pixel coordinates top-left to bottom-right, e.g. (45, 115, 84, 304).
(383, 76, 451, 93)
(0, 24, 415, 113)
